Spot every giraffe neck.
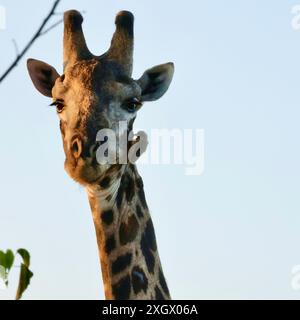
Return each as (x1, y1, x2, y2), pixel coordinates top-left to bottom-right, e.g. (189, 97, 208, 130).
(86, 164, 170, 300)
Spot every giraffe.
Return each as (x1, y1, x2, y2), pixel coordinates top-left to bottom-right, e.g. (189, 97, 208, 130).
(27, 10, 174, 300)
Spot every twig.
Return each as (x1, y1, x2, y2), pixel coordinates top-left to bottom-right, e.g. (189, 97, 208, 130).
(11, 39, 19, 57)
(0, 0, 62, 83)
(39, 18, 63, 36)
(40, 9, 86, 35)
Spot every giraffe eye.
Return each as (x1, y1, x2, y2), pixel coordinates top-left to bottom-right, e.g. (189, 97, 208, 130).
(122, 97, 142, 113)
(56, 103, 65, 113)
(50, 100, 65, 113)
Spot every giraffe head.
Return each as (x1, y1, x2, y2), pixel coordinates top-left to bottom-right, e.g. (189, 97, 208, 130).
(27, 10, 174, 185)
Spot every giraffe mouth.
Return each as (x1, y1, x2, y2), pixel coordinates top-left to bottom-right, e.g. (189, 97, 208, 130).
(63, 145, 125, 186)
(64, 150, 105, 186)
(63, 129, 132, 185)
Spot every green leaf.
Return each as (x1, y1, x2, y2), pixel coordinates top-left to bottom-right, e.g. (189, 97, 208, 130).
(0, 249, 15, 271)
(0, 264, 6, 284)
(0, 251, 5, 268)
(17, 248, 30, 268)
(5, 250, 14, 271)
(15, 264, 33, 300)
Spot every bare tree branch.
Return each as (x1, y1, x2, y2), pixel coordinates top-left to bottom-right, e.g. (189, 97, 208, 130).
(0, 0, 62, 83)
(39, 18, 63, 36)
(11, 39, 19, 57)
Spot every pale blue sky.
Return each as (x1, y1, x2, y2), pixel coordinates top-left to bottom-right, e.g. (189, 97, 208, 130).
(1, 0, 300, 299)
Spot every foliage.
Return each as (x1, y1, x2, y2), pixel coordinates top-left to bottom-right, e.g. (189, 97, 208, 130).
(0, 248, 33, 300)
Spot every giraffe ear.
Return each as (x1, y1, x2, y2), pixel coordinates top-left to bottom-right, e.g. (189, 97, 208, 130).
(137, 62, 174, 102)
(27, 59, 60, 97)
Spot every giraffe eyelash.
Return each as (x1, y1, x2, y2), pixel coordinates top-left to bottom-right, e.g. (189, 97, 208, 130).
(49, 99, 64, 106)
(49, 100, 65, 113)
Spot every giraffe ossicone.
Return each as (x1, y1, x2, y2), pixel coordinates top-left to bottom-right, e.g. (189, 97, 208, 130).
(27, 10, 174, 300)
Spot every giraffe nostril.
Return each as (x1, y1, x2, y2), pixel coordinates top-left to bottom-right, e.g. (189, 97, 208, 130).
(71, 137, 82, 159)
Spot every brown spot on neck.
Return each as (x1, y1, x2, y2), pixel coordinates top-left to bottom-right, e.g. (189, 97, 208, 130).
(119, 214, 139, 245)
